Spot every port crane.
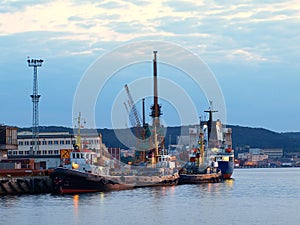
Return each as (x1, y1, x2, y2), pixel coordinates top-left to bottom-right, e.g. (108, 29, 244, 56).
(123, 85, 150, 163)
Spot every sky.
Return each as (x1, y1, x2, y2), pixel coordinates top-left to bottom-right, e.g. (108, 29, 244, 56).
(0, 0, 300, 132)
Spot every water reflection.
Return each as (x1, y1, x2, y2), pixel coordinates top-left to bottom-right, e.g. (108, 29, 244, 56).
(72, 194, 79, 225)
(2, 169, 300, 225)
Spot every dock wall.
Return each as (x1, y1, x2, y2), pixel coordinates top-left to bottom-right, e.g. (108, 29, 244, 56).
(0, 176, 52, 195)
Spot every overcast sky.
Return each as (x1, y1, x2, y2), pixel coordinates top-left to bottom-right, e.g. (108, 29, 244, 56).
(0, 0, 299, 132)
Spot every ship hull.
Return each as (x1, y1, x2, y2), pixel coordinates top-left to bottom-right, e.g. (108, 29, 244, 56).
(50, 167, 179, 194)
(50, 167, 133, 194)
(218, 161, 234, 179)
(178, 172, 222, 184)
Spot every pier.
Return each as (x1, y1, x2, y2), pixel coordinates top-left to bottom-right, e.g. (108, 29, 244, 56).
(0, 170, 53, 195)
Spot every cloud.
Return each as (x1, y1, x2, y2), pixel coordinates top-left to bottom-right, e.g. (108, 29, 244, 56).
(0, 0, 298, 67)
(226, 49, 267, 62)
(164, 0, 204, 12)
(0, 0, 52, 13)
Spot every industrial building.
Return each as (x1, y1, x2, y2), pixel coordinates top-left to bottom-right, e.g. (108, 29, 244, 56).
(0, 125, 18, 160)
(7, 131, 104, 169)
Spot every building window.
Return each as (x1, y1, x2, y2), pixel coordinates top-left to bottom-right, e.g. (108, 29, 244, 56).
(19, 151, 24, 155)
(25, 151, 29, 155)
(72, 140, 76, 145)
(54, 150, 59, 155)
(18, 141, 23, 145)
(66, 140, 71, 145)
(54, 140, 59, 145)
(60, 140, 65, 145)
(37, 151, 41, 155)
(42, 140, 47, 145)
(48, 140, 53, 145)
(49, 150, 53, 155)
(43, 150, 47, 155)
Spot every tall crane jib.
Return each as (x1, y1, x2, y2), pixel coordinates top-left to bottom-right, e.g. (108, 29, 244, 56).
(124, 84, 142, 128)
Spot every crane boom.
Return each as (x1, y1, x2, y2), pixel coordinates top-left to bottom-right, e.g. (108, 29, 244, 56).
(123, 101, 136, 128)
(124, 84, 142, 127)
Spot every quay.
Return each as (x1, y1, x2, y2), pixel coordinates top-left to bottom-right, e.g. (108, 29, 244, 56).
(0, 170, 53, 195)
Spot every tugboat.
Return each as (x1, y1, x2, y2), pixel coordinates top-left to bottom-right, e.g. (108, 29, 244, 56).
(178, 120, 222, 184)
(50, 114, 179, 194)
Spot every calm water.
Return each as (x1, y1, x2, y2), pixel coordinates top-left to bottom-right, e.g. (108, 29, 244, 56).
(1, 168, 300, 225)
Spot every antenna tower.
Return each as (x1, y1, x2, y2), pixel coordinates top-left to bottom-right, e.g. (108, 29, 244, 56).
(27, 58, 43, 154)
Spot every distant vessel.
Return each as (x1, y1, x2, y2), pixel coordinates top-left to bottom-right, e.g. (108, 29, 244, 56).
(178, 120, 222, 184)
(204, 102, 234, 179)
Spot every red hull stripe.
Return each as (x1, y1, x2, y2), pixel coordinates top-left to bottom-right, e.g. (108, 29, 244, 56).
(223, 174, 232, 179)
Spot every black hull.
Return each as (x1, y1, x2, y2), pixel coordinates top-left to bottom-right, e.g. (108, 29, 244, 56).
(50, 167, 179, 194)
(50, 168, 133, 194)
(178, 172, 222, 184)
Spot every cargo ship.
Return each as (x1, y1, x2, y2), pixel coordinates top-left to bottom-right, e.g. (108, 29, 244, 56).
(204, 102, 234, 179)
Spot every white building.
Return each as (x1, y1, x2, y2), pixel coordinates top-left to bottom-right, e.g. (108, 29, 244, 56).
(7, 131, 104, 169)
(262, 148, 283, 158)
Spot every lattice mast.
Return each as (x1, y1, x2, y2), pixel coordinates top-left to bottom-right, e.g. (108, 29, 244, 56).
(27, 58, 43, 154)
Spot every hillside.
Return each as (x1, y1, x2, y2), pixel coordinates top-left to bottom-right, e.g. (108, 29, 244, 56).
(18, 125, 300, 152)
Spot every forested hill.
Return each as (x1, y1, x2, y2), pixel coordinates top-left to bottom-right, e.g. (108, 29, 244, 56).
(227, 125, 300, 151)
(18, 125, 300, 152)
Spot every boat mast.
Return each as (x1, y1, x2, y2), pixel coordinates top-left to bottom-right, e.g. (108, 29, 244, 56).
(204, 101, 218, 143)
(73, 112, 82, 151)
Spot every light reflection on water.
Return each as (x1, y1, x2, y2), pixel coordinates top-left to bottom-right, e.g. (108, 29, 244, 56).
(1, 168, 300, 225)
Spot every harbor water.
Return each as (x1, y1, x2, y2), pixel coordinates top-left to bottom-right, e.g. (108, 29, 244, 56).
(1, 168, 299, 225)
